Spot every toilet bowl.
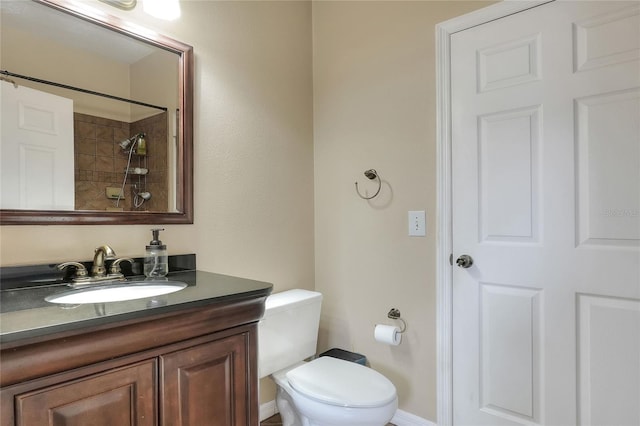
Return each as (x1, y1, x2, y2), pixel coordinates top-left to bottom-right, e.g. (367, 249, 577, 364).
(274, 357, 397, 426)
(258, 289, 398, 426)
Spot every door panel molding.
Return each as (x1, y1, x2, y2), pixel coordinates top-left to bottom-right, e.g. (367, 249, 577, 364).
(575, 87, 640, 248)
(577, 294, 640, 425)
(573, 3, 640, 72)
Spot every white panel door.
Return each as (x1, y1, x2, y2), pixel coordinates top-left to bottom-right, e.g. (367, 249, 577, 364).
(1, 80, 75, 210)
(451, 1, 640, 425)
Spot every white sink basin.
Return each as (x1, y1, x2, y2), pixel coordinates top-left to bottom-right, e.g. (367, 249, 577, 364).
(45, 280, 187, 304)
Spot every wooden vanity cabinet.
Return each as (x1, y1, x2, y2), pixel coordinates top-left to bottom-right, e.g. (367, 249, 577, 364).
(0, 296, 265, 426)
(14, 359, 158, 426)
(161, 333, 249, 425)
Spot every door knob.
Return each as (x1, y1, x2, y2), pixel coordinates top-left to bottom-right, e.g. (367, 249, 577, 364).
(456, 255, 473, 268)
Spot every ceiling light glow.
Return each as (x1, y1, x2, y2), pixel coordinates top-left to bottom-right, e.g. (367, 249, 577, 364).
(143, 0, 180, 21)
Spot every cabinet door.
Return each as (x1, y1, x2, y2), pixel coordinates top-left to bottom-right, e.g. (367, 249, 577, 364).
(161, 333, 250, 426)
(15, 359, 157, 426)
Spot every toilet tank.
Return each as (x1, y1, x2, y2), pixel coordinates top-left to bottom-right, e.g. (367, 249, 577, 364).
(258, 289, 322, 378)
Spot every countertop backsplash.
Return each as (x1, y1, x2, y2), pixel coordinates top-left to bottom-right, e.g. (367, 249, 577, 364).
(0, 254, 196, 291)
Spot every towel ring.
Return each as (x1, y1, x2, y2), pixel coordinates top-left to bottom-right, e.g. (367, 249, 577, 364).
(355, 169, 381, 200)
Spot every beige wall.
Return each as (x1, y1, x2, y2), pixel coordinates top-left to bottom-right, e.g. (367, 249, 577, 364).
(0, 0, 496, 420)
(2, 19, 175, 123)
(1, 25, 132, 121)
(130, 49, 178, 122)
(312, 1, 492, 420)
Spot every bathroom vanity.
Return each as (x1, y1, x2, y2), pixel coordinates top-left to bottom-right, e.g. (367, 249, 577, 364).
(0, 265, 272, 426)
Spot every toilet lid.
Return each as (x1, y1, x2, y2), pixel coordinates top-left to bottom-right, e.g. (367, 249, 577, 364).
(286, 356, 397, 408)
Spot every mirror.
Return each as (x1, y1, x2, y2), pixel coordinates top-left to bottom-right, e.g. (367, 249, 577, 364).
(0, 0, 193, 224)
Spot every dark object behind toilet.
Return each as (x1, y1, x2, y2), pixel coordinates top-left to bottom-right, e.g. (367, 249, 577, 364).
(319, 348, 367, 366)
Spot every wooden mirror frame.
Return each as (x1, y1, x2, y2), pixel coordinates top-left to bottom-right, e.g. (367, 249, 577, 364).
(1, 0, 193, 225)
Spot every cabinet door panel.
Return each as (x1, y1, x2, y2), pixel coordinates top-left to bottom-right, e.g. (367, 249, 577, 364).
(15, 359, 157, 426)
(161, 333, 248, 426)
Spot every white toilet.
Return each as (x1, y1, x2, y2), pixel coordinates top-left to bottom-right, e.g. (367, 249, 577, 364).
(258, 289, 398, 426)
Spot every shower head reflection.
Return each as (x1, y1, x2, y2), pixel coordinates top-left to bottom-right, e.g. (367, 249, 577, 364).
(118, 133, 146, 151)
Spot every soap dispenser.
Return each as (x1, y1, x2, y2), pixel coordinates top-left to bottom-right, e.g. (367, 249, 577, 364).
(135, 133, 147, 156)
(144, 228, 168, 278)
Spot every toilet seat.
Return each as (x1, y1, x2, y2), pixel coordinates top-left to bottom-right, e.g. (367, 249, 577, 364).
(286, 356, 397, 408)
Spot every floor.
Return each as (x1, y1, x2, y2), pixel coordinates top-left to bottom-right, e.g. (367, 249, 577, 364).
(260, 414, 395, 426)
(260, 414, 283, 425)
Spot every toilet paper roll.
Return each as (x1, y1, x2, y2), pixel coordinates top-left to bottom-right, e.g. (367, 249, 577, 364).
(374, 324, 401, 346)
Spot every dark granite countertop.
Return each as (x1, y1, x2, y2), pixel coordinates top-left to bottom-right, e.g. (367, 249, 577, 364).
(0, 269, 273, 344)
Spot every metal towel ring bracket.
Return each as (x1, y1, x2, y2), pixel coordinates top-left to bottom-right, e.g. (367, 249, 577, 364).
(355, 169, 381, 200)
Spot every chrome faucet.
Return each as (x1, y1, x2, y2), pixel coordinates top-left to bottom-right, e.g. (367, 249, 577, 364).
(57, 245, 132, 288)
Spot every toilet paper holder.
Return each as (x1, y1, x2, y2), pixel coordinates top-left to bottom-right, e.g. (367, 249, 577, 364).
(387, 308, 407, 333)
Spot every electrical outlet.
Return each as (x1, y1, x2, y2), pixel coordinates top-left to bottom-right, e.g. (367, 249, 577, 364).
(408, 211, 426, 237)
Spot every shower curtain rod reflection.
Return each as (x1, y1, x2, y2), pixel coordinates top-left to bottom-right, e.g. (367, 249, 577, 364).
(0, 69, 167, 112)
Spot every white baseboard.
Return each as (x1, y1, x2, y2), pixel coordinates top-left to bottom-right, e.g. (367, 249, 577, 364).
(260, 400, 278, 422)
(260, 401, 434, 426)
(391, 409, 436, 426)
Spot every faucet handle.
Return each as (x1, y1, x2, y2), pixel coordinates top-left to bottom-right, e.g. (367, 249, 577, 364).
(109, 258, 134, 276)
(57, 262, 89, 279)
